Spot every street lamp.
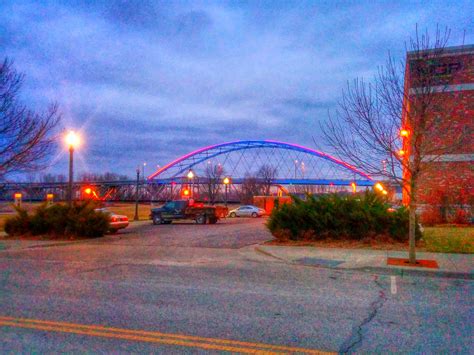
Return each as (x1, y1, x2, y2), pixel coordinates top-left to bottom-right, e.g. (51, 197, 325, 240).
(134, 167, 140, 221)
(142, 162, 147, 181)
(187, 169, 194, 198)
(65, 131, 80, 207)
(223, 176, 231, 207)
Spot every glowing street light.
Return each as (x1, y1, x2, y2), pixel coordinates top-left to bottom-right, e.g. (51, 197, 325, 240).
(187, 169, 194, 198)
(398, 149, 405, 156)
(382, 190, 388, 196)
(65, 130, 80, 148)
(223, 176, 231, 207)
(375, 182, 384, 192)
(351, 182, 357, 193)
(400, 129, 409, 138)
(65, 130, 80, 206)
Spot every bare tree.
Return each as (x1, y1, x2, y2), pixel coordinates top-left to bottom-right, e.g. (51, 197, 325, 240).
(41, 173, 67, 183)
(322, 26, 470, 263)
(239, 174, 262, 204)
(0, 58, 61, 180)
(79, 172, 129, 182)
(204, 163, 224, 204)
(257, 164, 277, 196)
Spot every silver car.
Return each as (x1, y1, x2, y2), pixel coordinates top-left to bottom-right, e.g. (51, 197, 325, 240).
(228, 205, 266, 218)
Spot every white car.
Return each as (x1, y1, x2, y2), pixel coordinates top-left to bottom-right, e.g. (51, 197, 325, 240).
(228, 205, 266, 218)
(95, 208, 129, 233)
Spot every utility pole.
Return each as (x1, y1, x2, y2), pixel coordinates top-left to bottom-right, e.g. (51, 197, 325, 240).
(134, 168, 140, 221)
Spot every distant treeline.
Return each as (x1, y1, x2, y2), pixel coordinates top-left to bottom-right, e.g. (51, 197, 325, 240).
(39, 172, 130, 183)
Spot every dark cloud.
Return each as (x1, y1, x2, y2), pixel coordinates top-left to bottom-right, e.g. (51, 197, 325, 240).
(1, 0, 473, 179)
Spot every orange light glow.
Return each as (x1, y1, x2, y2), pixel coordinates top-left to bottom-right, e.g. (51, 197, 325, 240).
(84, 188, 92, 195)
(398, 149, 405, 156)
(351, 182, 356, 193)
(223, 177, 230, 185)
(400, 129, 409, 137)
(375, 183, 384, 192)
(47, 193, 54, 200)
(382, 190, 388, 195)
(14, 193, 22, 199)
(183, 189, 190, 196)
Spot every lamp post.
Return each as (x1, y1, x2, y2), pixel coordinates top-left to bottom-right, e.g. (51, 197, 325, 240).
(134, 167, 140, 221)
(142, 162, 147, 181)
(65, 131, 80, 207)
(223, 177, 230, 207)
(187, 169, 194, 198)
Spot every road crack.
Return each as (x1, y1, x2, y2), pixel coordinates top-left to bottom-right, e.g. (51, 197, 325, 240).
(339, 275, 387, 354)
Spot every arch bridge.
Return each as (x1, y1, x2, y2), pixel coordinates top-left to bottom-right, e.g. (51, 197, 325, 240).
(147, 140, 373, 200)
(0, 140, 374, 203)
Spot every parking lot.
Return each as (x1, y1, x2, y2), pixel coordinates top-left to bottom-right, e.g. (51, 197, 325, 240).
(108, 216, 274, 249)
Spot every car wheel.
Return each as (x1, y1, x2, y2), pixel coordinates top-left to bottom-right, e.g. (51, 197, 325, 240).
(109, 229, 118, 234)
(153, 215, 162, 225)
(229, 212, 236, 218)
(164, 220, 172, 224)
(251, 212, 257, 218)
(196, 215, 207, 224)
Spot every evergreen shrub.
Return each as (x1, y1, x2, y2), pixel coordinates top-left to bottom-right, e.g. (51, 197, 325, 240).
(266, 191, 420, 242)
(5, 202, 109, 238)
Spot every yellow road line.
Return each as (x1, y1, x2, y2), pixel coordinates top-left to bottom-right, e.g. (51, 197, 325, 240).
(0, 316, 332, 354)
(0, 320, 266, 354)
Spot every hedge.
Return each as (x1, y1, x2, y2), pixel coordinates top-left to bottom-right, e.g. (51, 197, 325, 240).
(266, 191, 421, 242)
(5, 202, 110, 238)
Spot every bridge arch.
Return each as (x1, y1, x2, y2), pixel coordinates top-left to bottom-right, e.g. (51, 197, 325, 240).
(148, 140, 373, 186)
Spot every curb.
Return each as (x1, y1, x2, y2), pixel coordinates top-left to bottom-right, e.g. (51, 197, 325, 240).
(254, 246, 473, 280)
(353, 266, 473, 280)
(0, 235, 119, 252)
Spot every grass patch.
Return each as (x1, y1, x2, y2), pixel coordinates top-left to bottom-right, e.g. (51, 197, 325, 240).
(423, 226, 473, 254)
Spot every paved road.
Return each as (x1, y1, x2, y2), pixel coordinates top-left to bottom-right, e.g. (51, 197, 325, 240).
(1, 219, 472, 353)
(108, 217, 274, 248)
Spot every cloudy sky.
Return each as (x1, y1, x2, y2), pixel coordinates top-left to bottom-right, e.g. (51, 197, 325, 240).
(1, 0, 473, 179)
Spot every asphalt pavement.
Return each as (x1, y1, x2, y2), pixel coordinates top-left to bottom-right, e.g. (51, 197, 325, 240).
(1, 218, 473, 353)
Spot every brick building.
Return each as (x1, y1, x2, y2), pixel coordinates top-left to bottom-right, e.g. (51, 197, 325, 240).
(402, 45, 473, 219)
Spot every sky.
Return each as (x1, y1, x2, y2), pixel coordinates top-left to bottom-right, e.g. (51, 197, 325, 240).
(1, 0, 473, 180)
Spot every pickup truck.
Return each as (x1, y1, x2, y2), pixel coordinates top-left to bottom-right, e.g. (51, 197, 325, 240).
(150, 200, 228, 225)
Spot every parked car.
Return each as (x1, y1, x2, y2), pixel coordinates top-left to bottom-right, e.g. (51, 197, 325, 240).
(95, 208, 129, 233)
(228, 205, 266, 218)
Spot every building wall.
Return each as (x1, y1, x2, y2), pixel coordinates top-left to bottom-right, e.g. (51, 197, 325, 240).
(402, 45, 474, 212)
